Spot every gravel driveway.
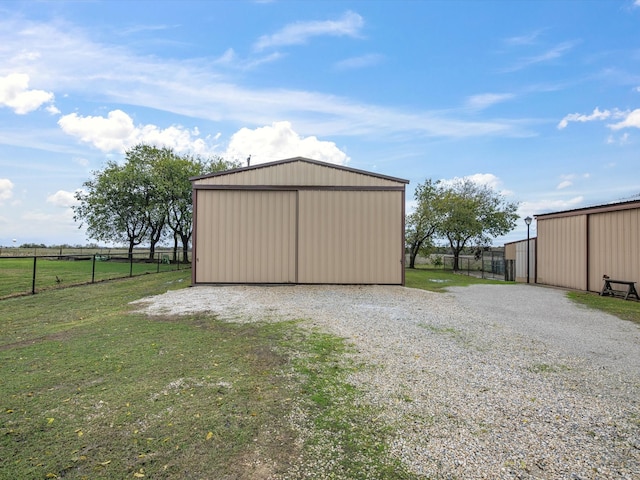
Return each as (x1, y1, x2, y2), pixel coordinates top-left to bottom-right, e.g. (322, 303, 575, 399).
(133, 283, 640, 479)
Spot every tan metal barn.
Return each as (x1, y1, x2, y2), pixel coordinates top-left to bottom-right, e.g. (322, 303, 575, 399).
(190, 157, 409, 285)
(504, 238, 536, 283)
(535, 199, 640, 292)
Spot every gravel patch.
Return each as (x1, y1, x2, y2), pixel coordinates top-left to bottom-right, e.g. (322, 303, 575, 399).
(132, 283, 640, 479)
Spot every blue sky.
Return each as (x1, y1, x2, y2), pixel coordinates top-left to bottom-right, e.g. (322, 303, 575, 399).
(1, 0, 640, 247)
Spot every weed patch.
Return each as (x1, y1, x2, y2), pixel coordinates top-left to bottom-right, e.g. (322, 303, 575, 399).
(283, 331, 416, 479)
(527, 363, 569, 374)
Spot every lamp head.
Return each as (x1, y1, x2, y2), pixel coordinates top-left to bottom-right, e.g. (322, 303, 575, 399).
(524, 216, 532, 226)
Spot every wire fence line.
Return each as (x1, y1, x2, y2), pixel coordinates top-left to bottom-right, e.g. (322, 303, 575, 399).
(406, 251, 508, 281)
(0, 250, 190, 299)
(442, 252, 507, 281)
(0, 246, 190, 259)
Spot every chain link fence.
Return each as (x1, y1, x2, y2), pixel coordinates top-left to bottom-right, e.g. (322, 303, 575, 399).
(442, 251, 506, 280)
(0, 249, 190, 299)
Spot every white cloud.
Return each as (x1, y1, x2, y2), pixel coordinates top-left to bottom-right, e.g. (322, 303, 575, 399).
(607, 132, 630, 145)
(0, 16, 531, 144)
(22, 208, 77, 229)
(557, 107, 613, 129)
(58, 109, 217, 155)
(254, 11, 364, 51)
(522, 196, 584, 216)
(557, 173, 590, 189)
(58, 110, 134, 151)
(440, 173, 513, 196)
(46, 190, 80, 208)
(440, 173, 502, 190)
(224, 121, 349, 165)
(405, 199, 418, 215)
(215, 47, 285, 70)
(216, 48, 236, 65)
(0, 178, 14, 204)
(503, 41, 576, 72)
(465, 173, 503, 190)
(608, 108, 640, 130)
(466, 93, 515, 110)
(334, 54, 383, 70)
(116, 23, 180, 36)
(558, 107, 640, 132)
(504, 30, 544, 46)
(0, 73, 55, 114)
(241, 52, 285, 70)
(46, 104, 61, 115)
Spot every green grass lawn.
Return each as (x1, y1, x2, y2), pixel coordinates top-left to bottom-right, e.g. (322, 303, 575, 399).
(0, 257, 184, 298)
(405, 266, 509, 292)
(567, 290, 640, 326)
(0, 270, 416, 479)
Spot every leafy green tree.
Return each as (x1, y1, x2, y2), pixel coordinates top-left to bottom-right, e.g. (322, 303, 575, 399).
(124, 145, 174, 259)
(74, 144, 237, 261)
(75, 158, 154, 256)
(436, 178, 518, 271)
(405, 179, 444, 269)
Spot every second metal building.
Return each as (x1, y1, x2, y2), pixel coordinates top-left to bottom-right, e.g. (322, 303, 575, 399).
(190, 157, 409, 285)
(535, 199, 640, 292)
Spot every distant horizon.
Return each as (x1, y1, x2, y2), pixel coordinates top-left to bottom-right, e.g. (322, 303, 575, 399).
(2, 1, 640, 246)
(6, 192, 640, 249)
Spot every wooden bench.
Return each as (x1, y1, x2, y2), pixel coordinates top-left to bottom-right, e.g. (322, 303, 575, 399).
(600, 277, 640, 300)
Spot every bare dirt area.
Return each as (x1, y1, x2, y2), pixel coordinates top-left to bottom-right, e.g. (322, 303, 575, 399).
(132, 284, 640, 479)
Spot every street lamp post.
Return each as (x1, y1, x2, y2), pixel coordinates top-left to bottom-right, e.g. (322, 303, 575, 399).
(524, 216, 532, 284)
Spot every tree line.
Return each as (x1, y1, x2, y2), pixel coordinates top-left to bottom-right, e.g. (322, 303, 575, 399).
(74, 145, 518, 269)
(405, 178, 519, 270)
(73, 144, 238, 262)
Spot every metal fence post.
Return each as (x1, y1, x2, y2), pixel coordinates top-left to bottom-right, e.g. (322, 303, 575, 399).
(92, 254, 96, 283)
(32, 256, 37, 294)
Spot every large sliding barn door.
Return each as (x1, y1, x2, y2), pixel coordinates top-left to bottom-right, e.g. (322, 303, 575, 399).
(194, 190, 297, 283)
(297, 190, 403, 284)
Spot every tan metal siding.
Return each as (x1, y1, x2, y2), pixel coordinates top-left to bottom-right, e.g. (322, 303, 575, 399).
(535, 199, 640, 219)
(297, 190, 403, 284)
(514, 239, 536, 283)
(588, 208, 640, 291)
(193, 161, 399, 187)
(194, 190, 296, 283)
(537, 215, 587, 290)
(504, 243, 516, 260)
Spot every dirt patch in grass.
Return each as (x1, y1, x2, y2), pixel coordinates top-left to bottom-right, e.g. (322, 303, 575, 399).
(0, 330, 75, 351)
